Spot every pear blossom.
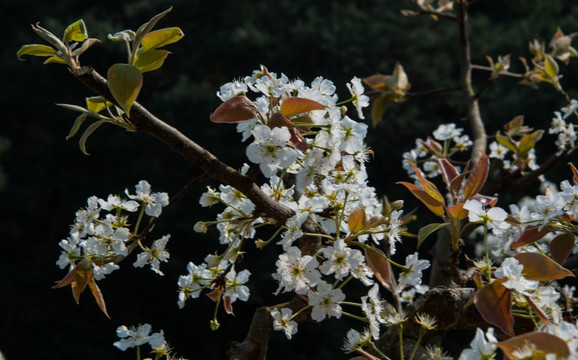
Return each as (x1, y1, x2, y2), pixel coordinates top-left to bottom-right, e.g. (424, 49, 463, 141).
(433, 123, 462, 141)
(125, 180, 169, 217)
(270, 308, 298, 339)
(113, 324, 166, 351)
(494, 257, 539, 295)
(308, 281, 345, 322)
(273, 246, 321, 295)
(246, 125, 298, 178)
(346, 76, 370, 119)
(458, 327, 497, 360)
(397, 252, 430, 290)
(463, 199, 510, 230)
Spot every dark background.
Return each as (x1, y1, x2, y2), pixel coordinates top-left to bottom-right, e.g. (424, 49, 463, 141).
(2, 0, 578, 359)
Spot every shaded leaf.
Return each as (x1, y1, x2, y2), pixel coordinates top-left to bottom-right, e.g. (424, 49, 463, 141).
(43, 56, 67, 65)
(141, 27, 184, 51)
(348, 209, 367, 233)
(473, 278, 514, 336)
(85, 96, 108, 113)
(107, 63, 143, 113)
(417, 223, 447, 249)
(463, 152, 489, 200)
(510, 226, 551, 249)
(370, 94, 389, 127)
(514, 252, 574, 281)
(364, 246, 393, 292)
(63, 20, 88, 43)
(210, 96, 257, 123)
(66, 113, 88, 140)
(79, 119, 107, 155)
(398, 181, 445, 217)
(550, 233, 575, 265)
(498, 331, 570, 359)
(134, 49, 171, 73)
(544, 54, 559, 78)
(223, 295, 234, 315)
(279, 97, 325, 117)
(16, 44, 56, 60)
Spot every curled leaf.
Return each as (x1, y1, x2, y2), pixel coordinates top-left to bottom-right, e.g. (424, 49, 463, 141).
(63, 20, 88, 43)
(16, 44, 56, 61)
(348, 209, 367, 233)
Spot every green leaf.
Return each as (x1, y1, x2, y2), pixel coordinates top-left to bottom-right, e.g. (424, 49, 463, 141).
(279, 97, 326, 117)
(544, 54, 559, 79)
(66, 113, 88, 140)
(85, 96, 108, 113)
(495, 132, 517, 152)
(141, 27, 184, 51)
(71, 38, 101, 58)
(498, 332, 570, 359)
(107, 63, 143, 113)
(31, 23, 68, 55)
(134, 50, 171, 73)
(56, 103, 90, 113)
(348, 209, 367, 233)
(133, 7, 173, 55)
(514, 252, 574, 281)
(16, 44, 56, 60)
(473, 278, 514, 337)
(417, 223, 447, 249)
(517, 134, 535, 158)
(79, 119, 107, 155)
(43, 56, 67, 65)
(63, 20, 88, 43)
(463, 152, 489, 200)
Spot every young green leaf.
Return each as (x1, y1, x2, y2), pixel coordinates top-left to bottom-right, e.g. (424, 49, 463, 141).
(66, 113, 89, 140)
(473, 278, 514, 337)
(79, 119, 107, 155)
(417, 223, 447, 249)
(107, 63, 143, 113)
(16, 44, 56, 61)
(134, 50, 171, 73)
(517, 134, 535, 158)
(133, 7, 173, 56)
(141, 27, 184, 51)
(63, 20, 88, 43)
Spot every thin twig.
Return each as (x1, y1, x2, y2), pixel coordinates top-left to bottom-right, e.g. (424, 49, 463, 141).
(405, 85, 462, 99)
(470, 64, 524, 79)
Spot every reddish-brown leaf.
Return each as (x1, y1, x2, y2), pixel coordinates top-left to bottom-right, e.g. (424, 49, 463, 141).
(463, 152, 489, 200)
(524, 294, 549, 324)
(447, 203, 468, 220)
(88, 280, 110, 318)
(210, 96, 258, 123)
(510, 226, 550, 249)
(569, 162, 578, 186)
(348, 209, 367, 233)
(279, 97, 326, 117)
(439, 158, 459, 188)
(223, 295, 234, 315)
(398, 181, 445, 217)
(405, 160, 445, 205)
(549, 233, 575, 265)
(364, 246, 393, 293)
(498, 331, 570, 359)
(514, 252, 574, 281)
(473, 278, 514, 336)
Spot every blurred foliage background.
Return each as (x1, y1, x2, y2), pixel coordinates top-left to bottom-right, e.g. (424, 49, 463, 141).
(2, 0, 578, 359)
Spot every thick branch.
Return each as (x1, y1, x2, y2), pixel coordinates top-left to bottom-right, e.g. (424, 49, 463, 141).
(71, 66, 300, 226)
(457, 1, 486, 164)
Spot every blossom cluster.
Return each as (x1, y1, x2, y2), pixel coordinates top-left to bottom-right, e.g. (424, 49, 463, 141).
(178, 67, 431, 341)
(549, 99, 578, 155)
(56, 180, 170, 279)
(402, 123, 473, 179)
